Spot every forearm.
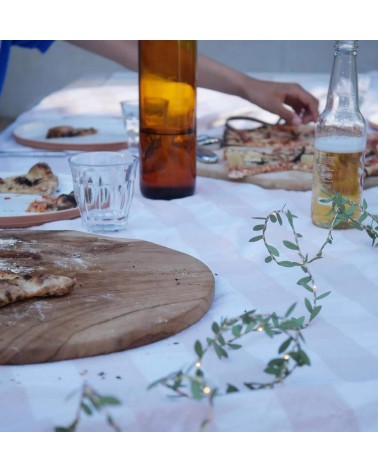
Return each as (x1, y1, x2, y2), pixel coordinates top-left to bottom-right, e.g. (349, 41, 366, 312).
(66, 40, 139, 71)
(197, 54, 255, 100)
(67, 41, 254, 96)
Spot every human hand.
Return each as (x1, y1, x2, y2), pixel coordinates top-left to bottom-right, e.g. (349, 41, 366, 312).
(245, 79, 320, 125)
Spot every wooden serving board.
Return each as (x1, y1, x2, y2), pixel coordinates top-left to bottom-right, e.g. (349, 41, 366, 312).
(197, 152, 378, 191)
(0, 231, 215, 365)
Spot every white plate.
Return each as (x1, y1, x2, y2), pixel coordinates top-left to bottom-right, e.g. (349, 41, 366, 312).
(0, 173, 79, 228)
(13, 116, 127, 151)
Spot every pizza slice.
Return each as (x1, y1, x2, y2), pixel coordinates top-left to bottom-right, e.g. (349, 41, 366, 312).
(26, 191, 77, 213)
(222, 119, 315, 179)
(0, 163, 58, 195)
(46, 126, 97, 139)
(0, 270, 76, 308)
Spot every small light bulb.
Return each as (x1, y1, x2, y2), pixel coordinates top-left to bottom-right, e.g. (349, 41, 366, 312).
(195, 361, 201, 369)
(257, 326, 264, 332)
(312, 285, 317, 292)
(203, 386, 211, 395)
(283, 354, 290, 361)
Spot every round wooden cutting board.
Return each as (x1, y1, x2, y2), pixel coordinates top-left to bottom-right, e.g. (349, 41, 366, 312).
(0, 231, 215, 365)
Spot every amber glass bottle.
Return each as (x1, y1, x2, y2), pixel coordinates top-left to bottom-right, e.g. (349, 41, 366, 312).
(139, 40, 197, 199)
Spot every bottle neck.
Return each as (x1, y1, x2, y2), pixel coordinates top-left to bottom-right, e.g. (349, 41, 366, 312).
(325, 41, 360, 112)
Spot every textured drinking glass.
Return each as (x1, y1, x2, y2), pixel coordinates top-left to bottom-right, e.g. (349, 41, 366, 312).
(120, 99, 140, 153)
(69, 151, 138, 233)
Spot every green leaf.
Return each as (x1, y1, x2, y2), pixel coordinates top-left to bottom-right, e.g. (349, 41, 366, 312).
(304, 297, 313, 314)
(54, 419, 79, 432)
(218, 334, 226, 346)
(263, 323, 274, 338)
(277, 260, 300, 268)
(285, 210, 297, 228)
(211, 322, 220, 334)
(358, 211, 368, 223)
(345, 204, 356, 217)
(227, 343, 242, 350)
(265, 256, 273, 263)
(266, 244, 280, 257)
(276, 213, 283, 225)
(226, 384, 239, 393)
(284, 303, 297, 317)
(269, 214, 277, 223)
(194, 340, 203, 358)
(278, 337, 292, 354)
(278, 319, 300, 330)
(98, 396, 121, 406)
(191, 380, 204, 399)
(249, 235, 263, 242)
(81, 402, 93, 416)
(294, 349, 311, 366)
(213, 342, 228, 359)
(283, 240, 299, 250)
(302, 283, 314, 293)
(310, 305, 322, 321)
(315, 291, 331, 301)
(231, 324, 243, 338)
(297, 276, 312, 286)
(253, 224, 265, 231)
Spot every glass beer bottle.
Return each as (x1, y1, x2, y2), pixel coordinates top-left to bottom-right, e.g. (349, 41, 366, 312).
(311, 40, 366, 228)
(139, 40, 197, 199)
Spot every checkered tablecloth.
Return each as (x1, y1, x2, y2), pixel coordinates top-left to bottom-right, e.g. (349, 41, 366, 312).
(1, 72, 378, 432)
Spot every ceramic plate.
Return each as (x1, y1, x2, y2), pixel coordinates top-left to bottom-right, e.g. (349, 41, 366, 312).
(13, 116, 127, 151)
(0, 173, 79, 228)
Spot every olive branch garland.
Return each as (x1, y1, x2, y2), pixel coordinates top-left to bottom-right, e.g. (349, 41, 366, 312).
(148, 191, 378, 403)
(54, 383, 121, 432)
(55, 192, 378, 431)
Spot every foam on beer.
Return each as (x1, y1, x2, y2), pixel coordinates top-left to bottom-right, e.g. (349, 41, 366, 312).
(315, 136, 366, 153)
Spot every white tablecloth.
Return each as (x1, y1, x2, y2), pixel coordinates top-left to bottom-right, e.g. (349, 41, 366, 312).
(1, 72, 378, 432)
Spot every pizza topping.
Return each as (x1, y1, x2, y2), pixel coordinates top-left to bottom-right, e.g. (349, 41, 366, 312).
(14, 176, 33, 187)
(26, 191, 77, 213)
(46, 125, 97, 139)
(0, 270, 75, 308)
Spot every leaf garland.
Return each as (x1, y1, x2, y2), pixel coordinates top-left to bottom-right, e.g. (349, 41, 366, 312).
(55, 192, 378, 431)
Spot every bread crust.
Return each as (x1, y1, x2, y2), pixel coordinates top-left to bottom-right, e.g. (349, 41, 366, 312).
(0, 163, 58, 195)
(0, 271, 76, 307)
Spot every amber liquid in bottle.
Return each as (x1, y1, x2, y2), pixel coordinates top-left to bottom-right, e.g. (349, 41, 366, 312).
(139, 40, 197, 200)
(311, 40, 366, 228)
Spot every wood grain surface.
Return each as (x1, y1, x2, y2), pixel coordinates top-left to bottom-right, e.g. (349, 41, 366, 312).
(197, 152, 378, 191)
(0, 231, 215, 365)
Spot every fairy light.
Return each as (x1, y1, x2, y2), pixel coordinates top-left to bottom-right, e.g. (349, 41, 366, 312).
(257, 326, 264, 332)
(203, 386, 211, 395)
(312, 284, 317, 293)
(195, 361, 201, 369)
(283, 354, 290, 361)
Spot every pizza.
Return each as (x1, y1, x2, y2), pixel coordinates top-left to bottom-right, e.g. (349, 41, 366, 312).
(222, 117, 378, 179)
(26, 191, 77, 213)
(365, 135, 378, 177)
(223, 118, 315, 179)
(0, 270, 75, 308)
(0, 163, 58, 195)
(46, 125, 97, 139)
